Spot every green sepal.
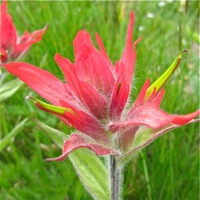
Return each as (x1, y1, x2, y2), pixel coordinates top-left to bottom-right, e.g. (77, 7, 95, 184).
(33, 120, 110, 200)
(27, 96, 74, 115)
(146, 49, 188, 98)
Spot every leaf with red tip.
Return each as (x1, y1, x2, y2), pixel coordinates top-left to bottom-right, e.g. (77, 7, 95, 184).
(112, 108, 199, 130)
(117, 118, 200, 165)
(46, 133, 118, 162)
(171, 110, 200, 125)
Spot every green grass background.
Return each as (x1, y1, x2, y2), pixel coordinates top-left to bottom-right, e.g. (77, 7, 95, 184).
(0, 0, 199, 199)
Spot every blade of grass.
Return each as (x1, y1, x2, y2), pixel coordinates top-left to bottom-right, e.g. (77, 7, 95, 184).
(0, 118, 27, 152)
(141, 151, 152, 200)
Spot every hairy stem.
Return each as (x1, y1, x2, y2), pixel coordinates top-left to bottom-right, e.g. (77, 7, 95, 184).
(109, 156, 123, 200)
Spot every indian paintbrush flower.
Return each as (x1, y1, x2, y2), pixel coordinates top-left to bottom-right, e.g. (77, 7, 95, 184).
(3, 12, 199, 166)
(0, 0, 47, 64)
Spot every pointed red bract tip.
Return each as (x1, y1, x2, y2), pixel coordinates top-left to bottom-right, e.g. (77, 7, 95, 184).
(172, 110, 200, 125)
(1, 0, 7, 13)
(130, 11, 134, 20)
(4, 62, 69, 106)
(45, 133, 119, 162)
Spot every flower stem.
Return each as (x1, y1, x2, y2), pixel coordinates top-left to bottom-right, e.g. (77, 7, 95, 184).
(109, 155, 123, 200)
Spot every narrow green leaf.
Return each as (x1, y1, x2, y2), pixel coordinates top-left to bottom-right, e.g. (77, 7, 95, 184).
(0, 79, 24, 101)
(146, 49, 188, 98)
(33, 120, 110, 200)
(0, 118, 27, 152)
(69, 149, 110, 200)
(33, 119, 67, 148)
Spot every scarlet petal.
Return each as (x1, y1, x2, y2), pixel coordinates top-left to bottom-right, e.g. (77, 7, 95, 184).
(55, 53, 108, 119)
(0, 0, 17, 50)
(73, 30, 115, 95)
(4, 62, 70, 106)
(128, 80, 165, 119)
(54, 53, 82, 98)
(112, 83, 199, 129)
(60, 100, 109, 143)
(78, 81, 108, 119)
(46, 133, 118, 161)
(115, 12, 141, 85)
(119, 126, 139, 151)
(11, 25, 47, 60)
(171, 110, 200, 125)
(95, 32, 113, 69)
(128, 79, 150, 115)
(112, 109, 199, 130)
(110, 76, 130, 120)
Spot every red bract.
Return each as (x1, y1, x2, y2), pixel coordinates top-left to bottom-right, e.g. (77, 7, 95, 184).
(0, 0, 47, 64)
(4, 12, 199, 163)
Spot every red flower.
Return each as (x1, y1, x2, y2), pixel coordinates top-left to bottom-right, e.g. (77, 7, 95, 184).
(0, 0, 47, 64)
(4, 12, 199, 163)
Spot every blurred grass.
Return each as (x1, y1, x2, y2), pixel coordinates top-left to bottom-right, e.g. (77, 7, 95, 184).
(0, 0, 199, 199)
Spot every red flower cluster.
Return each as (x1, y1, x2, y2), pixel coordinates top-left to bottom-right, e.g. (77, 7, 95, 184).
(0, 0, 47, 64)
(4, 12, 199, 163)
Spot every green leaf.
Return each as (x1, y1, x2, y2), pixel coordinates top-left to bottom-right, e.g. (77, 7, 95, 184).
(0, 118, 28, 152)
(33, 119, 67, 148)
(69, 149, 110, 200)
(146, 49, 188, 98)
(0, 79, 24, 101)
(33, 120, 110, 200)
